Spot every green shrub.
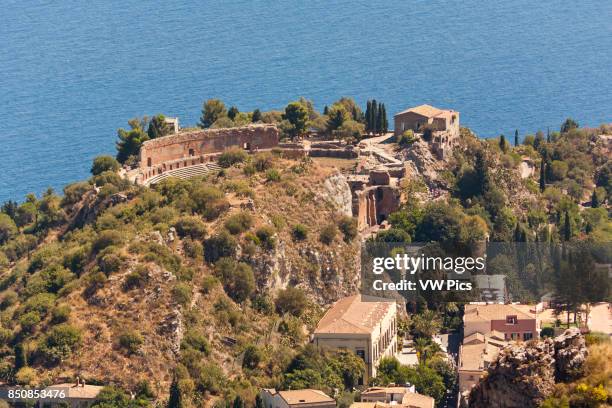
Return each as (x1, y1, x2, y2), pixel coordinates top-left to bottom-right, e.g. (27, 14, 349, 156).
(218, 148, 248, 168)
(19, 311, 41, 333)
(255, 226, 276, 250)
(0, 290, 18, 310)
(200, 276, 218, 295)
(63, 246, 89, 275)
(174, 216, 207, 240)
(252, 294, 274, 315)
(181, 330, 210, 355)
(0, 327, 13, 345)
(124, 265, 149, 290)
(338, 216, 358, 242)
(38, 324, 82, 363)
(397, 130, 417, 147)
(62, 182, 92, 206)
(204, 231, 237, 263)
(91, 156, 120, 176)
(118, 330, 144, 355)
(98, 252, 123, 274)
(254, 153, 274, 171)
(243, 164, 256, 176)
(15, 367, 38, 386)
(266, 169, 281, 182)
(93, 230, 123, 253)
(292, 224, 308, 241)
(182, 238, 203, 259)
(275, 287, 307, 317)
(224, 212, 253, 235)
(149, 206, 179, 225)
(172, 283, 192, 306)
(23, 292, 56, 315)
(242, 344, 263, 369)
(541, 327, 555, 338)
(51, 305, 71, 324)
(214, 258, 255, 303)
(191, 185, 229, 220)
(319, 224, 338, 245)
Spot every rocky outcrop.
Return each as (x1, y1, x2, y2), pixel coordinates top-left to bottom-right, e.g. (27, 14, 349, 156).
(468, 329, 588, 408)
(321, 172, 353, 216)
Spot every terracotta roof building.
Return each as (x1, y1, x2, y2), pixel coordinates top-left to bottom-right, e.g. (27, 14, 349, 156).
(40, 383, 104, 408)
(463, 303, 538, 341)
(314, 295, 397, 383)
(260, 389, 336, 408)
(357, 385, 434, 408)
(393, 104, 460, 159)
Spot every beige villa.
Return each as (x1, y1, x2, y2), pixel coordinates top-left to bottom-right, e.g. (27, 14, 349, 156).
(393, 104, 460, 159)
(313, 294, 397, 383)
(260, 389, 336, 408)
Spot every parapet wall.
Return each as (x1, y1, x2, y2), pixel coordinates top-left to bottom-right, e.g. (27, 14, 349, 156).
(140, 124, 279, 171)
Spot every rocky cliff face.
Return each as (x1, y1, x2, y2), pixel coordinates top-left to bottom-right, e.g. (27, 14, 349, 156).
(468, 329, 588, 408)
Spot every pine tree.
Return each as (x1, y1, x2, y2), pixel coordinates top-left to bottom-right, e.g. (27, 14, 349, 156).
(539, 161, 546, 192)
(563, 211, 572, 241)
(167, 376, 183, 408)
(514, 129, 519, 146)
(228, 106, 239, 121)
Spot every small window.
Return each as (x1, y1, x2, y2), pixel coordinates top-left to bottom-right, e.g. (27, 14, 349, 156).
(511, 333, 518, 340)
(147, 157, 152, 167)
(523, 332, 533, 341)
(506, 315, 517, 324)
(189, 148, 195, 156)
(356, 349, 366, 361)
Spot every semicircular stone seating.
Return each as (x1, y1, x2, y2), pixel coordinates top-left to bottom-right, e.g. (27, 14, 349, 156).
(144, 162, 222, 186)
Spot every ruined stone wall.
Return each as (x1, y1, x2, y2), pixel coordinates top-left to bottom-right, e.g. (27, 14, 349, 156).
(139, 124, 279, 171)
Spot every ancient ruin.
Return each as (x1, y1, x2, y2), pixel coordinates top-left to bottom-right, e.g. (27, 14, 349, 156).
(138, 124, 280, 185)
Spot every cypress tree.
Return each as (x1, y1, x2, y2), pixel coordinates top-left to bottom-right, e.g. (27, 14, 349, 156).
(514, 129, 519, 146)
(371, 100, 379, 134)
(323, 105, 329, 115)
(167, 375, 183, 408)
(546, 127, 551, 143)
(251, 109, 262, 123)
(499, 135, 507, 152)
(233, 396, 245, 408)
(365, 101, 372, 134)
(591, 190, 600, 208)
(539, 161, 546, 192)
(255, 395, 264, 408)
(14, 343, 26, 370)
(563, 211, 572, 241)
(381, 104, 388, 133)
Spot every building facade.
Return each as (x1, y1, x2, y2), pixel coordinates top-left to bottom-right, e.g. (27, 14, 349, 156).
(463, 303, 538, 341)
(138, 124, 280, 183)
(393, 104, 460, 159)
(260, 389, 336, 408)
(313, 295, 397, 383)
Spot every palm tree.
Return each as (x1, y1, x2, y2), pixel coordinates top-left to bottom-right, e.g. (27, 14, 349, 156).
(412, 310, 442, 338)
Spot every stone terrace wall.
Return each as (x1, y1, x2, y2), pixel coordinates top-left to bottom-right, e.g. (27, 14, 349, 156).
(140, 124, 279, 172)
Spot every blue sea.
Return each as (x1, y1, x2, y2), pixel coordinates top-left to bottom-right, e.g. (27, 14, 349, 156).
(1, 0, 611, 203)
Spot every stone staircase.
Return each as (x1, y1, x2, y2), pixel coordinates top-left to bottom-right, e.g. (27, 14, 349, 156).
(145, 162, 222, 186)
